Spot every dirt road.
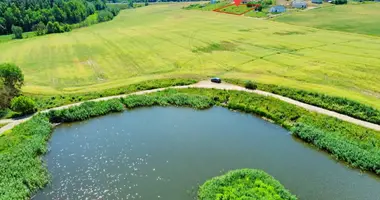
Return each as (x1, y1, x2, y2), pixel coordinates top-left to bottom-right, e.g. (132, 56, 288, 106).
(1, 81, 379, 134)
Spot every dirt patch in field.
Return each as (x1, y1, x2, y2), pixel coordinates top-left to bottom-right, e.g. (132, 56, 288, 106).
(273, 31, 307, 36)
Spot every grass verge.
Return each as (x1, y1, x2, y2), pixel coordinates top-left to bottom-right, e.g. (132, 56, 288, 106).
(198, 169, 297, 200)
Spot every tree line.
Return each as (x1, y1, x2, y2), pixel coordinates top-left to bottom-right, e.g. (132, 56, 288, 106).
(0, 0, 119, 36)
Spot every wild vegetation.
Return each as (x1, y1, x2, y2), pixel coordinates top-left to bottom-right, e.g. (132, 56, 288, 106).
(0, 115, 52, 200)
(274, 3, 380, 35)
(198, 169, 297, 200)
(0, 3, 379, 110)
(226, 79, 380, 124)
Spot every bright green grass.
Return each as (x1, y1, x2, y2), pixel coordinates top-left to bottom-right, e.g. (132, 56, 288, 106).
(274, 3, 380, 36)
(219, 5, 252, 14)
(0, 3, 379, 109)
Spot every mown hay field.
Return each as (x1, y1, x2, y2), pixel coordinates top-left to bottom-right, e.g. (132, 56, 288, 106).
(274, 3, 380, 36)
(0, 3, 379, 108)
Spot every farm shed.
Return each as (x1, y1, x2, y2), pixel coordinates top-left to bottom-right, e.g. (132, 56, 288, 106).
(292, 1, 307, 8)
(269, 5, 286, 13)
(311, 0, 323, 4)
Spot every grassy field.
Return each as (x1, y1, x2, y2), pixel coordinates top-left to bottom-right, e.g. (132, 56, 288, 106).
(0, 3, 379, 108)
(274, 3, 380, 36)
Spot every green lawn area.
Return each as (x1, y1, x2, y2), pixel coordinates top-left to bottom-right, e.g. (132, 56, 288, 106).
(219, 5, 252, 14)
(274, 3, 380, 36)
(0, 3, 380, 109)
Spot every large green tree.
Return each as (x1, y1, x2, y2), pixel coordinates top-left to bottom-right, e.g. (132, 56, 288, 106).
(0, 63, 24, 109)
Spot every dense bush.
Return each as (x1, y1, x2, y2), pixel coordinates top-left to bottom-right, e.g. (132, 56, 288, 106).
(121, 91, 214, 110)
(0, 115, 52, 200)
(47, 99, 124, 123)
(332, 0, 347, 4)
(226, 79, 380, 124)
(11, 25, 22, 39)
(199, 169, 297, 200)
(10, 96, 37, 115)
(291, 123, 380, 174)
(32, 22, 47, 36)
(245, 80, 258, 90)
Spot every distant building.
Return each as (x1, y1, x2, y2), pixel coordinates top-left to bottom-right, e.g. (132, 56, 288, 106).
(292, 1, 307, 8)
(311, 0, 323, 4)
(269, 5, 286, 13)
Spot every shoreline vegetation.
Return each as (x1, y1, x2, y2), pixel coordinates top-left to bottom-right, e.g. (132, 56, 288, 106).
(0, 84, 379, 199)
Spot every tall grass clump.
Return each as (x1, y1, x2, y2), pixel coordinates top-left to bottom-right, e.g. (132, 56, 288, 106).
(198, 169, 297, 200)
(225, 79, 380, 124)
(47, 99, 124, 123)
(121, 91, 214, 110)
(0, 115, 52, 200)
(291, 123, 380, 174)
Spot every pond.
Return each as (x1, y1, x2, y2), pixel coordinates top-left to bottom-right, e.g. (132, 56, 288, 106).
(34, 107, 380, 200)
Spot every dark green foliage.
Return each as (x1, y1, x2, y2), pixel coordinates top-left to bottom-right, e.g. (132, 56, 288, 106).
(198, 169, 297, 200)
(291, 123, 380, 174)
(97, 7, 120, 22)
(0, 115, 52, 200)
(226, 79, 380, 124)
(0, 0, 118, 36)
(32, 22, 47, 36)
(245, 80, 257, 90)
(121, 91, 214, 110)
(11, 25, 22, 39)
(47, 99, 124, 123)
(29, 78, 197, 110)
(47, 21, 62, 33)
(0, 63, 24, 109)
(10, 96, 37, 115)
(332, 0, 347, 4)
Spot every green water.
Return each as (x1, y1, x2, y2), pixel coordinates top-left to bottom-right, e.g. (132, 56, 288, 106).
(34, 107, 380, 200)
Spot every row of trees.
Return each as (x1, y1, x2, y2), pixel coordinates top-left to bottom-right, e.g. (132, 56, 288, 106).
(0, 63, 36, 115)
(0, 0, 109, 35)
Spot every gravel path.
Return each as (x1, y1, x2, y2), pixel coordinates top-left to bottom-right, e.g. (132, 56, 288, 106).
(1, 81, 379, 134)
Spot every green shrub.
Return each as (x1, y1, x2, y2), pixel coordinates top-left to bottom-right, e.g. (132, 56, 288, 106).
(10, 96, 37, 115)
(32, 22, 47, 36)
(11, 25, 23, 39)
(245, 80, 258, 90)
(98, 10, 114, 22)
(199, 169, 297, 200)
(332, 0, 347, 4)
(121, 91, 214, 110)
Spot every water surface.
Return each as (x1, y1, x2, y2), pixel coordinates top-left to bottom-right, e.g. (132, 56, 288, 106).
(35, 107, 380, 200)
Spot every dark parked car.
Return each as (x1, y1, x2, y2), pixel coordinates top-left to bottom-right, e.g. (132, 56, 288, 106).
(211, 77, 221, 83)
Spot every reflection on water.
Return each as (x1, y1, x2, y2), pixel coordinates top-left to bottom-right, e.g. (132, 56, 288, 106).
(35, 107, 380, 200)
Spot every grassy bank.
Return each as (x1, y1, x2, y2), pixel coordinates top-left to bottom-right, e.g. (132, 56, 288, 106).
(199, 169, 297, 200)
(29, 78, 197, 110)
(1, 3, 379, 109)
(226, 79, 380, 124)
(1, 88, 380, 199)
